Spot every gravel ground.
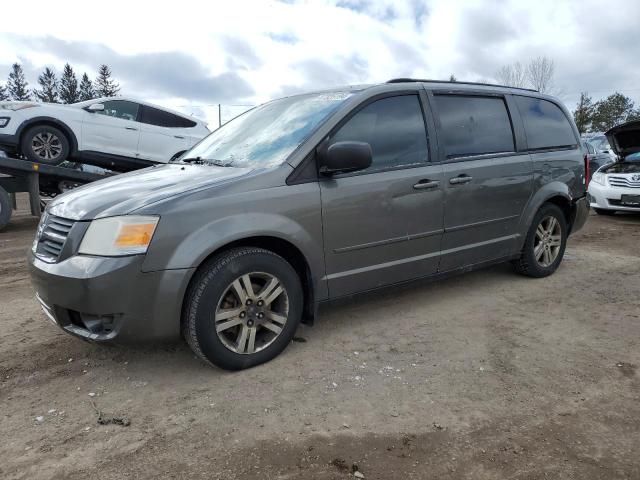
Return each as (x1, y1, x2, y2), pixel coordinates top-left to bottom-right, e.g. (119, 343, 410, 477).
(1, 194, 639, 479)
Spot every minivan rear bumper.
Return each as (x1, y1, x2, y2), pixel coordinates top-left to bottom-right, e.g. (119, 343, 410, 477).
(28, 252, 194, 342)
(570, 196, 589, 234)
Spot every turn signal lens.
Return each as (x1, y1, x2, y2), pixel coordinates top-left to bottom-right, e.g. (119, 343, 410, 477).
(115, 223, 157, 248)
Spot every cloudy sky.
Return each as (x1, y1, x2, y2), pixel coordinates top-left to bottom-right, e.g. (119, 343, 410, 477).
(1, 0, 639, 126)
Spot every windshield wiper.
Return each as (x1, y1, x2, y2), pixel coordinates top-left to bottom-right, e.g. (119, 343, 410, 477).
(180, 157, 203, 164)
(180, 157, 234, 167)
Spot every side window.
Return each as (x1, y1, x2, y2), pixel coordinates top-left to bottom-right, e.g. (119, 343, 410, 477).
(330, 95, 428, 172)
(516, 96, 577, 150)
(433, 95, 515, 159)
(140, 106, 197, 128)
(98, 100, 140, 122)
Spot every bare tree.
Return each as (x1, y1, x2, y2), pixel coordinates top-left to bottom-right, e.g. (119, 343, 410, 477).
(495, 62, 527, 88)
(526, 56, 555, 93)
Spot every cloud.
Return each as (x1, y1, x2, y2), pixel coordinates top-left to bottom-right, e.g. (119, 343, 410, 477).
(1, 0, 639, 112)
(3, 35, 254, 103)
(266, 32, 299, 44)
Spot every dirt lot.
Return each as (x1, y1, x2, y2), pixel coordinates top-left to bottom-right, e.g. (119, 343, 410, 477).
(1, 194, 639, 480)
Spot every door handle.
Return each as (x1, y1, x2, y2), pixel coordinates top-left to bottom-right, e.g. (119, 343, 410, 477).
(174, 135, 185, 139)
(413, 180, 440, 190)
(449, 175, 473, 185)
(125, 126, 138, 131)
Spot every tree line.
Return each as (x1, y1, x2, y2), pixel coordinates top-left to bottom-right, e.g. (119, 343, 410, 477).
(0, 63, 120, 104)
(572, 92, 640, 134)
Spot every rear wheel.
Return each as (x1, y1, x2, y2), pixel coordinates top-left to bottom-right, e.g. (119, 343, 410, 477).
(594, 208, 616, 216)
(514, 203, 567, 278)
(182, 247, 303, 370)
(21, 125, 70, 165)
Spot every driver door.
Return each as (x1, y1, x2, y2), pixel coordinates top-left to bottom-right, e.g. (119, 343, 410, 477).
(81, 100, 141, 158)
(320, 93, 444, 298)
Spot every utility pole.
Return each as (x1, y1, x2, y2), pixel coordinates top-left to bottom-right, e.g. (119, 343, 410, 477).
(218, 104, 222, 128)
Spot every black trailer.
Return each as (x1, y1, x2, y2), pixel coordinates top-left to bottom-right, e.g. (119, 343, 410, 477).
(0, 155, 112, 231)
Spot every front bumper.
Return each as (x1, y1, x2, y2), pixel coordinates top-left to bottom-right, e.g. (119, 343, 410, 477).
(0, 132, 18, 150)
(28, 252, 194, 342)
(588, 182, 640, 212)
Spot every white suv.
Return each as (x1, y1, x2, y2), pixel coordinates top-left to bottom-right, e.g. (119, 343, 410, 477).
(0, 97, 209, 171)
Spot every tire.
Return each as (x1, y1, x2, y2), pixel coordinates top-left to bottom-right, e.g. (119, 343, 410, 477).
(514, 203, 567, 278)
(21, 124, 70, 165)
(182, 247, 303, 370)
(594, 208, 616, 216)
(0, 186, 12, 231)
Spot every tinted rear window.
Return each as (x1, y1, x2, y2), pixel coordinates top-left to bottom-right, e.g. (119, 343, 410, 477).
(516, 96, 577, 150)
(434, 95, 515, 158)
(140, 106, 197, 128)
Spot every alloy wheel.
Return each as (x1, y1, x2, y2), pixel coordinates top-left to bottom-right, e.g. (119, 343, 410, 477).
(214, 272, 289, 354)
(31, 132, 63, 161)
(534, 215, 562, 267)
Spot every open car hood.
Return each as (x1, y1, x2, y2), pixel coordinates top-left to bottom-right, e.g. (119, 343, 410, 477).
(605, 120, 640, 159)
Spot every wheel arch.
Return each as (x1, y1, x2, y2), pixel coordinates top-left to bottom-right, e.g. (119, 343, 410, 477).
(182, 235, 317, 326)
(517, 182, 574, 251)
(16, 117, 79, 155)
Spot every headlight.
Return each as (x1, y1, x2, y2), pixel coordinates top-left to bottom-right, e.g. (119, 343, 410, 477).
(591, 172, 606, 186)
(78, 216, 159, 256)
(0, 102, 38, 111)
(0, 117, 9, 127)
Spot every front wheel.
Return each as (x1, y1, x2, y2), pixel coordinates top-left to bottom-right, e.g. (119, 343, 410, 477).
(21, 125, 70, 165)
(514, 203, 567, 278)
(182, 247, 303, 370)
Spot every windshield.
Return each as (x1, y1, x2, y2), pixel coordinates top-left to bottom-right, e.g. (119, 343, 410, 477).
(589, 136, 611, 151)
(182, 91, 353, 168)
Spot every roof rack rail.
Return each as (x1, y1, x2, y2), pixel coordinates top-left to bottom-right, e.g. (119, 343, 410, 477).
(386, 78, 538, 92)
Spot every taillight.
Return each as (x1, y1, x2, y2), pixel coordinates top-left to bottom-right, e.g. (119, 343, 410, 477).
(584, 154, 590, 189)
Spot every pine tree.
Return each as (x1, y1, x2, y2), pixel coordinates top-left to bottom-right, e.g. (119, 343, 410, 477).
(94, 64, 120, 97)
(573, 92, 593, 135)
(33, 67, 59, 103)
(7, 63, 31, 101)
(59, 63, 80, 104)
(0, 83, 8, 101)
(78, 73, 95, 101)
(449, 74, 457, 82)
(591, 93, 640, 132)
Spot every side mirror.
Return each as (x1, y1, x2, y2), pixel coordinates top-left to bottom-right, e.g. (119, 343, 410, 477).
(86, 103, 104, 113)
(319, 141, 372, 175)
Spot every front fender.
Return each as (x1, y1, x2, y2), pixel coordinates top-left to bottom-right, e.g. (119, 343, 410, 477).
(140, 182, 326, 298)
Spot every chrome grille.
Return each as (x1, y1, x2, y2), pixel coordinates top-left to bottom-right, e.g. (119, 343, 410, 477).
(35, 214, 75, 262)
(608, 175, 640, 189)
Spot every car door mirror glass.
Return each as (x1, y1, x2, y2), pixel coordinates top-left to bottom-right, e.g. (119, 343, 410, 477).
(86, 103, 104, 113)
(319, 141, 372, 175)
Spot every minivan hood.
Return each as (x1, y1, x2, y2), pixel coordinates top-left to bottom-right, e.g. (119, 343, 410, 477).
(48, 164, 252, 220)
(605, 120, 640, 159)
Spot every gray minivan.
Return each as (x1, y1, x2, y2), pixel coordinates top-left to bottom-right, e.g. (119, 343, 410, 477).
(29, 79, 589, 370)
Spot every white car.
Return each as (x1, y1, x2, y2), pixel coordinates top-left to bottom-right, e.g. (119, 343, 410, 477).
(588, 120, 640, 215)
(0, 97, 209, 171)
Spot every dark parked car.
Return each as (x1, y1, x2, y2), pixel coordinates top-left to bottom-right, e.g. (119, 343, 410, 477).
(29, 79, 589, 370)
(583, 141, 612, 180)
